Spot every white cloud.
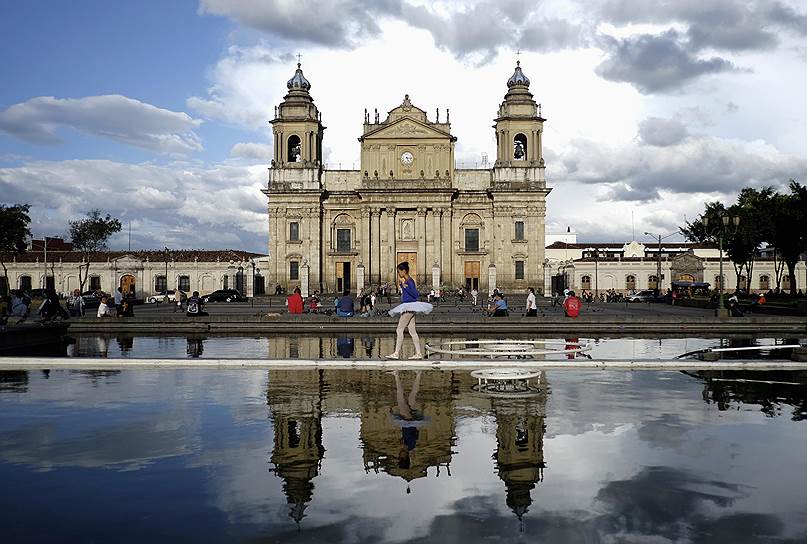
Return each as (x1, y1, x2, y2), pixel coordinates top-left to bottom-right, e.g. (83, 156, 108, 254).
(0, 159, 268, 251)
(230, 142, 274, 161)
(0, 95, 203, 154)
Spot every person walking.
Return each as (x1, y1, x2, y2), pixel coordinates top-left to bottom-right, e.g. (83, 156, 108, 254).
(471, 288, 478, 306)
(286, 286, 304, 314)
(67, 289, 85, 317)
(386, 261, 433, 360)
(525, 287, 537, 317)
(563, 290, 582, 318)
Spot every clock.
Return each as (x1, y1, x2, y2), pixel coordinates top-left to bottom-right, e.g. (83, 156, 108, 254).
(400, 151, 414, 166)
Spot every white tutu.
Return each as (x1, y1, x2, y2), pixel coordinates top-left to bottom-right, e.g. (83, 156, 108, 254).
(388, 301, 434, 316)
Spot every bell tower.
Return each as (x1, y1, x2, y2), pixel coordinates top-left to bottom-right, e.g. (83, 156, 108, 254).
(269, 60, 325, 190)
(493, 60, 546, 181)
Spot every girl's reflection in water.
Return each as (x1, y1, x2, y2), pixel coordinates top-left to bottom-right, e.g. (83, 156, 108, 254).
(390, 370, 429, 494)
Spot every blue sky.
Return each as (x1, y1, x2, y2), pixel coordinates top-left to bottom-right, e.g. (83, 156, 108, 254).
(2, 1, 807, 252)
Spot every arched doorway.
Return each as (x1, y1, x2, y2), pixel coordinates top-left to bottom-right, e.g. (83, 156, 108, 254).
(677, 274, 695, 283)
(120, 274, 136, 299)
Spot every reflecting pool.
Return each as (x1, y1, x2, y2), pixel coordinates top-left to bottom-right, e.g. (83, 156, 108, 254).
(1, 367, 806, 542)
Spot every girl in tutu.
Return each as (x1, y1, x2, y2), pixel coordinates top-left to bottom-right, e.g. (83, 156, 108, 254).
(386, 261, 433, 360)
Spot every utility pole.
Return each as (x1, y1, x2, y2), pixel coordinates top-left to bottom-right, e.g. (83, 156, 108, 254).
(702, 214, 740, 316)
(644, 231, 676, 294)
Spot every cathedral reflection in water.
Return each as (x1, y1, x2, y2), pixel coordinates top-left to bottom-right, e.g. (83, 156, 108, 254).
(266, 367, 547, 524)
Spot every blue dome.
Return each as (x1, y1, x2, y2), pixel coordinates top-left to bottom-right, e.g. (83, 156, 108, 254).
(287, 63, 311, 91)
(506, 61, 530, 88)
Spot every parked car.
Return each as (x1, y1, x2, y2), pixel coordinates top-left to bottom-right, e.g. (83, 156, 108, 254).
(627, 290, 660, 303)
(146, 290, 183, 304)
(201, 289, 246, 303)
(80, 290, 107, 309)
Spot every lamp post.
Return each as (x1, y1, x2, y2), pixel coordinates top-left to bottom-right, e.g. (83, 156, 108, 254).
(702, 214, 740, 316)
(643, 231, 677, 295)
(584, 247, 599, 300)
(163, 246, 170, 297)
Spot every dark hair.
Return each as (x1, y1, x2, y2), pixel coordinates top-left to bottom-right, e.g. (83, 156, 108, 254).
(529, 287, 534, 293)
(192, 291, 199, 297)
(569, 290, 576, 297)
(343, 289, 350, 296)
(397, 261, 409, 273)
(294, 287, 301, 295)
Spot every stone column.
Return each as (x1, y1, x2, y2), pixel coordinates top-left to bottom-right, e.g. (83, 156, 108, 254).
(361, 208, 371, 280)
(356, 263, 365, 292)
(488, 264, 497, 296)
(443, 208, 453, 287)
(372, 208, 382, 285)
(387, 207, 396, 285)
(434, 209, 443, 268)
(300, 261, 310, 298)
(417, 207, 427, 284)
(432, 263, 441, 289)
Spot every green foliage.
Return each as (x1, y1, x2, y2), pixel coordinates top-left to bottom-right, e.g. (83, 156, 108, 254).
(0, 203, 31, 256)
(68, 210, 122, 290)
(683, 182, 807, 295)
(0, 203, 32, 295)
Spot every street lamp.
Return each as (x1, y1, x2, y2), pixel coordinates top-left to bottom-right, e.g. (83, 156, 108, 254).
(584, 247, 599, 299)
(163, 246, 170, 297)
(702, 214, 740, 316)
(643, 231, 677, 295)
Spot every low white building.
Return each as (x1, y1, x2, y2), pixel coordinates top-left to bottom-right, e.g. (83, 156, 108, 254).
(1, 242, 270, 298)
(544, 240, 806, 295)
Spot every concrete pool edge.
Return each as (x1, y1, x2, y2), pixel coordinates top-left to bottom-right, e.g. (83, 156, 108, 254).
(2, 357, 807, 371)
(58, 315, 807, 335)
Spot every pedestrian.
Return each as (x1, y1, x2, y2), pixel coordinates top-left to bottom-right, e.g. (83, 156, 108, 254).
(563, 290, 582, 318)
(386, 261, 433, 360)
(97, 296, 113, 318)
(287, 286, 304, 314)
(10, 290, 30, 321)
(186, 291, 209, 317)
(471, 288, 478, 306)
(336, 289, 355, 317)
(114, 287, 124, 317)
(525, 287, 537, 317)
(67, 289, 85, 317)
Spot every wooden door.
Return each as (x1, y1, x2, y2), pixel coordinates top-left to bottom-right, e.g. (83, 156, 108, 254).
(397, 252, 417, 280)
(120, 274, 136, 298)
(464, 261, 480, 291)
(336, 262, 351, 293)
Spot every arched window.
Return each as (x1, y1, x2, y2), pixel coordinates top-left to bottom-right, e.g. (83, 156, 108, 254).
(287, 135, 301, 163)
(513, 133, 527, 160)
(154, 275, 167, 292)
(626, 275, 636, 291)
(178, 275, 190, 292)
(739, 275, 747, 290)
(783, 274, 792, 291)
(759, 275, 770, 290)
(648, 275, 658, 290)
(581, 275, 591, 290)
(714, 275, 724, 290)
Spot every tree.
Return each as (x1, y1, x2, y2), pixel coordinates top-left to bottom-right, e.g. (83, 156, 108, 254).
(0, 204, 32, 296)
(773, 180, 807, 295)
(68, 210, 122, 292)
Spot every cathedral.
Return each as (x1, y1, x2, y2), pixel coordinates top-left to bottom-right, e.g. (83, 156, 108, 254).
(264, 60, 551, 294)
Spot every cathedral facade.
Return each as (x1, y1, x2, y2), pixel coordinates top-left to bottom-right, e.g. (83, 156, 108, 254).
(264, 61, 551, 294)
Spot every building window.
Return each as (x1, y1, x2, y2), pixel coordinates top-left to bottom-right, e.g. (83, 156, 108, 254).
(514, 221, 525, 241)
(714, 275, 724, 290)
(336, 228, 351, 252)
(513, 133, 527, 160)
(90, 276, 102, 291)
(178, 275, 190, 292)
(19, 275, 32, 292)
(154, 275, 166, 292)
(223, 275, 229, 290)
(465, 228, 480, 252)
(739, 275, 747, 290)
(290, 260, 300, 281)
(289, 221, 300, 241)
(515, 260, 525, 280)
(759, 275, 770, 290)
(648, 275, 658, 290)
(581, 275, 591, 290)
(626, 275, 636, 291)
(783, 274, 792, 290)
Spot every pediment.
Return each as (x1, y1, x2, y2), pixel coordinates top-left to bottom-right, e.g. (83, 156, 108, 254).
(362, 117, 452, 140)
(670, 252, 703, 269)
(111, 254, 144, 269)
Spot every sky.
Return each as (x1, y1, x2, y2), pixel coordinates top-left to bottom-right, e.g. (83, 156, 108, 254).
(2, 0, 807, 252)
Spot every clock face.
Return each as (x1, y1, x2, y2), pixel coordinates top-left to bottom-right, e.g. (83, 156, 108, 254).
(400, 151, 414, 166)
